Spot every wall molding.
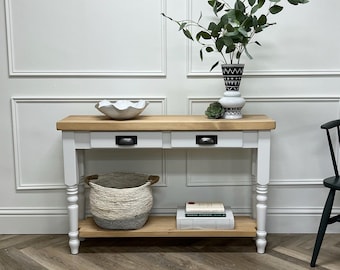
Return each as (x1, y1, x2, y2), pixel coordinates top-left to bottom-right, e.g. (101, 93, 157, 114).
(188, 96, 340, 188)
(185, 0, 340, 77)
(150, 206, 340, 216)
(0, 207, 67, 215)
(5, 0, 167, 77)
(188, 96, 340, 115)
(186, 179, 252, 186)
(11, 96, 167, 190)
(269, 179, 323, 186)
(186, 69, 340, 78)
(267, 207, 340, 233)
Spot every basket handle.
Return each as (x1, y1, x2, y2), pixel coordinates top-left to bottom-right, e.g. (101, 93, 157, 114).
(148, 175, 159, 185)
(84, 174, 98, 185)
(85, 174, 159, 185)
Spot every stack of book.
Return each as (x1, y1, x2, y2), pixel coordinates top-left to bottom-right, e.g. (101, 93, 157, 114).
(176, 202, 234, 230)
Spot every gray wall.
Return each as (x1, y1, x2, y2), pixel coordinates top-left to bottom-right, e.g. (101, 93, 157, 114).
(0, 0, 339, 233)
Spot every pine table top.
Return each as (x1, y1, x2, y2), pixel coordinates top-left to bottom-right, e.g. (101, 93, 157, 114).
(56, 115, 276, 131)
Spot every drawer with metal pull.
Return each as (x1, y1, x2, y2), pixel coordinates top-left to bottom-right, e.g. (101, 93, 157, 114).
(89, 132, 163, 148)
(170, 131, 258, 148)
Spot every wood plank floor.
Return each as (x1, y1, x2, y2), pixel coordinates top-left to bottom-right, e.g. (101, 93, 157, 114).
(0, 234, 339, 269)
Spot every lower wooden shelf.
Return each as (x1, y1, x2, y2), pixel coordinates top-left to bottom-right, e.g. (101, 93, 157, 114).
(79, 216, 256, 238)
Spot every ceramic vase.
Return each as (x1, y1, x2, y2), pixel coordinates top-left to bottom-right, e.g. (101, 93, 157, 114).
(218, 64, 246, 119)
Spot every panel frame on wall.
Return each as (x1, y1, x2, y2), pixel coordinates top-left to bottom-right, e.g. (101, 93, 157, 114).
(185, 0, 340, 77)
(11, 96, 167, 190)
(188, 96, 340, 186)
(5, 0, 167, 77)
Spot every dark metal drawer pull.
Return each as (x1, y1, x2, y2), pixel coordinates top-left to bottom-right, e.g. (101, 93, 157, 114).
(196, 135, 217, 145)
(116, 136, 137, 145)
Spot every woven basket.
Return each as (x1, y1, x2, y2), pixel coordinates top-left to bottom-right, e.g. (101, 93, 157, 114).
(86, 172, 159, 230)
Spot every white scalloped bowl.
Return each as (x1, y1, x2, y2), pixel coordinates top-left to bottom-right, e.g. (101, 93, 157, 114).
(95, 100, 149, 120)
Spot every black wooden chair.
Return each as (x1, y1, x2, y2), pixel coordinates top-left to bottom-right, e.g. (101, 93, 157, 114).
(311, 119, 340, 267)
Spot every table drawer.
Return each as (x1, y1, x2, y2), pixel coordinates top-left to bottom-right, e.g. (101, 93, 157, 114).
(171, 132, 244, 147)
(90, 132, 163, 148)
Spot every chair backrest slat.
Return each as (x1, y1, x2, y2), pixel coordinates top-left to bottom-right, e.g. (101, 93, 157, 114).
(322, 120, 340, 177)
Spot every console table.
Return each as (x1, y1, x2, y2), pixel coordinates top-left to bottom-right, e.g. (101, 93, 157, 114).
(56, 115, 276, 255)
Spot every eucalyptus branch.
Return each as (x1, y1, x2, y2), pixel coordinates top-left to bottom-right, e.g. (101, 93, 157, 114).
(162, 0, 308, 70)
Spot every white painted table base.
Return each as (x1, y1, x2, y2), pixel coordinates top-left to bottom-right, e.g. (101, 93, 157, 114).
(57, 115, 275, 255)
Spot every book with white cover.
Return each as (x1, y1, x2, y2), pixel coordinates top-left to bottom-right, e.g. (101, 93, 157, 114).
(185, 202, 225, 215)
(176, 208, 234, 230)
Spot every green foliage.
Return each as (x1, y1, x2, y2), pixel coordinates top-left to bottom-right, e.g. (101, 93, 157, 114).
(205, 102, 226, 119)
(161, 0, 308, 70)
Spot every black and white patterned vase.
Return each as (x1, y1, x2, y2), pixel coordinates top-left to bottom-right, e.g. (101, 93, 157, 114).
(218, 64, 246, 119)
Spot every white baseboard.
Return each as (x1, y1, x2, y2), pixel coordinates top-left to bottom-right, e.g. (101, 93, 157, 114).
(0, 208, 68, 234)
(0, 215, 68, 234)
(267, 214, 340, 233)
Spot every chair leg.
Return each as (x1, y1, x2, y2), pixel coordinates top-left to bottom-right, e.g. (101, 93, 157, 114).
(310, 189, 336, 267)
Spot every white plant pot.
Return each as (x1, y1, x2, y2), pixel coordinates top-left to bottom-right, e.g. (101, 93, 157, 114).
(218, 91, 246, 119)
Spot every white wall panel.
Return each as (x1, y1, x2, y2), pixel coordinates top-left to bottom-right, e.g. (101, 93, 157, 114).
(5, 0, 166, 76)
(189, 96, 340, 185)
(186, 148, 252, 186)
(188, 96, 340, 232)
(11, 97, 166, 190)
(244, 98, 340, 184)
(151, 148, 253, 215)
(186, 0, 340, 76)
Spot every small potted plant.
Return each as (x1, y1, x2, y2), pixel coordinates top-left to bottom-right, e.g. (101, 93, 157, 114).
(162, 0, 308, 119)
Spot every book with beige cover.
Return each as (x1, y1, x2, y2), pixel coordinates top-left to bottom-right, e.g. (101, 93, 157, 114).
(185, 202, 225, 215)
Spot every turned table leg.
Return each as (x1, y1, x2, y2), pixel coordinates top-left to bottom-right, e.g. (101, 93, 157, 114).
(256, 184, 268, 253)
(67, 184, 80, 255)
(62, 131, 81, 255)
(255, 131, 271, 254)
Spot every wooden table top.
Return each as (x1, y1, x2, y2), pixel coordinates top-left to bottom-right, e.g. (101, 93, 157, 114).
(56, 115, 276, 131)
